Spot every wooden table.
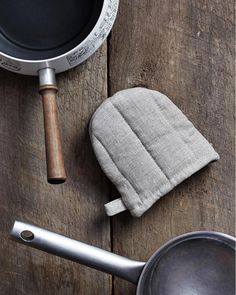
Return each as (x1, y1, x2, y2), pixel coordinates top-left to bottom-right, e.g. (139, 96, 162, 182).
(0, 0, 235, 294)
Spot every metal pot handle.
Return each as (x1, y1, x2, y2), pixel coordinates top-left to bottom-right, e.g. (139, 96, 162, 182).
(11, 221, 145, 284)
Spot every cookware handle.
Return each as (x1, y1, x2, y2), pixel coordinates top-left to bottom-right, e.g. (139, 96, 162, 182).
(11, 221, 145, 284)
(38, 68, 66, 184)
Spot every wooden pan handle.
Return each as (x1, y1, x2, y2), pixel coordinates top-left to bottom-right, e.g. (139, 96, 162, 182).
(39, 84, 66, 184)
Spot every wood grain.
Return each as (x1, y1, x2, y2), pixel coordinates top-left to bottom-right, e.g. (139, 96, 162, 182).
(109, 0, 235, 294)
(39, 86, 66, 184)
(0, 0, 235, 294)
(0, 43, 111, 295)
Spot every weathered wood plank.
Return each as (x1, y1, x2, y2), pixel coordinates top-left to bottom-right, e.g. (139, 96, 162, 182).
(0, 43, 111, 295)
(109, 0, 235, 294)
(0, 0, 234, 294)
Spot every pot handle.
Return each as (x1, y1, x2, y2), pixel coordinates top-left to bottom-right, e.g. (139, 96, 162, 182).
(38, 68, 66, 184)
(11, 221, 145, 284)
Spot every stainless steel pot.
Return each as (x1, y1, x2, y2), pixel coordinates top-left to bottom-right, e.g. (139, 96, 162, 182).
(11, 221, 236, 295)
(0, 0, 119, 184)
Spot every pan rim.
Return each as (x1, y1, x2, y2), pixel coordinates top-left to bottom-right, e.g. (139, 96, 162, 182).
(136, 231, 236, 295)
(0, 0, 117, 65)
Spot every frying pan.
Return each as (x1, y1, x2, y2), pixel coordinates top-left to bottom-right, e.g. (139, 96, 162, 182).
(0, 0, 119, 184)
(11, 221, 235, 294)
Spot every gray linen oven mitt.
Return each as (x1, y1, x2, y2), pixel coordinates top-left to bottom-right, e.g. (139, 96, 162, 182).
(89, 88, 219, 217)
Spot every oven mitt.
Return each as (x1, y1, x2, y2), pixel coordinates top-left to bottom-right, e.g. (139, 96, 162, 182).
(89, 87, 219, 217)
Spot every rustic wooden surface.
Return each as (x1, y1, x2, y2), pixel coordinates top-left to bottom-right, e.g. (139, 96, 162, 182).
(0, 44, 111, 294)
(109, 0, 235, 294)
(0, 0, 235, 294)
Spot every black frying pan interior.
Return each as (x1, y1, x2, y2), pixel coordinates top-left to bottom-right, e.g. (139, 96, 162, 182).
(0, 0, 104, 60)
(139, 238, 235, 295)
